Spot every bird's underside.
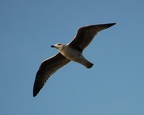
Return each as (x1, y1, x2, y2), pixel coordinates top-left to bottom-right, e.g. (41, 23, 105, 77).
(33, 23, 116, 97)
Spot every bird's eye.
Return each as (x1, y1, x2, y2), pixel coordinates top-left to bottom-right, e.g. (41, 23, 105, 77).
(57, 43, 61, 45)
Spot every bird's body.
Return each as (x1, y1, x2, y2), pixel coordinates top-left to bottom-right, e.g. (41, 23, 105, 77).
(33, 23, 116, 97)
(52, 44, 93, 68)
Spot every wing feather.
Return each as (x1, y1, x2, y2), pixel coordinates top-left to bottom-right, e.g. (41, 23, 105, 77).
(69, 23, 116, 52)
(33, 53, 70, 97)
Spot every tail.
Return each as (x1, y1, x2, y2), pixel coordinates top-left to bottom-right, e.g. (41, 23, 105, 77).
(84, 60, 93, 69)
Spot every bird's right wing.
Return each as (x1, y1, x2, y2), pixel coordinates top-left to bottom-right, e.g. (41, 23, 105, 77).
(33, 53, 70, 97)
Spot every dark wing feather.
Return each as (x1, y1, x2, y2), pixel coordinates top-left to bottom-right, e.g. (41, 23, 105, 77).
(69, 23, 116, 52)
(33, 53, 70, 97)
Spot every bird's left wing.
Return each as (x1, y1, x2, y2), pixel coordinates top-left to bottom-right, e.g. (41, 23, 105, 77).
(69, 23, 116, 52)
(33, 53, 70, 97)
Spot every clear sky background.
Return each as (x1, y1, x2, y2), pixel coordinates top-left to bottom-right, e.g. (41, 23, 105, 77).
(0, 0, 144, 115)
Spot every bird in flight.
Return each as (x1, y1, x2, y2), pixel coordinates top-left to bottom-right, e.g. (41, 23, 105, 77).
(33, 23, 116, 97)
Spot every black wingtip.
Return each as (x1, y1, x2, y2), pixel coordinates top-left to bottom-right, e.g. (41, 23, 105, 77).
(110, 23, 116, 26)
(33, 88, 37, 97)
(33, 91, 37, 97)
(100, 23, 116, 30)
(33, 82, 40, 97)
(106, 23, 116, 27)
(94, 23, 116, 30)
(33, 89, 40, 97)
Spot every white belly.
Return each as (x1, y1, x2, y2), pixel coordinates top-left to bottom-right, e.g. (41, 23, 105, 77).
(59, 46, 84, 62)
(58, 45, 93, 68)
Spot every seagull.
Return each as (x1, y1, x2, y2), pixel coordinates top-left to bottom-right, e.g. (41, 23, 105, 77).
(33, 23, 116, 97)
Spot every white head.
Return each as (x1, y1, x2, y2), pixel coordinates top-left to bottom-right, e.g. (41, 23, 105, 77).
(51, 43, 64, 50)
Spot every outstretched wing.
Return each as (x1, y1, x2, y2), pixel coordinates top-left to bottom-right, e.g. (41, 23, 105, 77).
(69, 23, 116, 52)
(33, 53, 70, 97)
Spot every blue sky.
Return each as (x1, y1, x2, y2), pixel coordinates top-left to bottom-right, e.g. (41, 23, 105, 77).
(0, 0, 144, 115)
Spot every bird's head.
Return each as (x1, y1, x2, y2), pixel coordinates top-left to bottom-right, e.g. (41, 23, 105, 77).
(51, 43, 63, 50)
